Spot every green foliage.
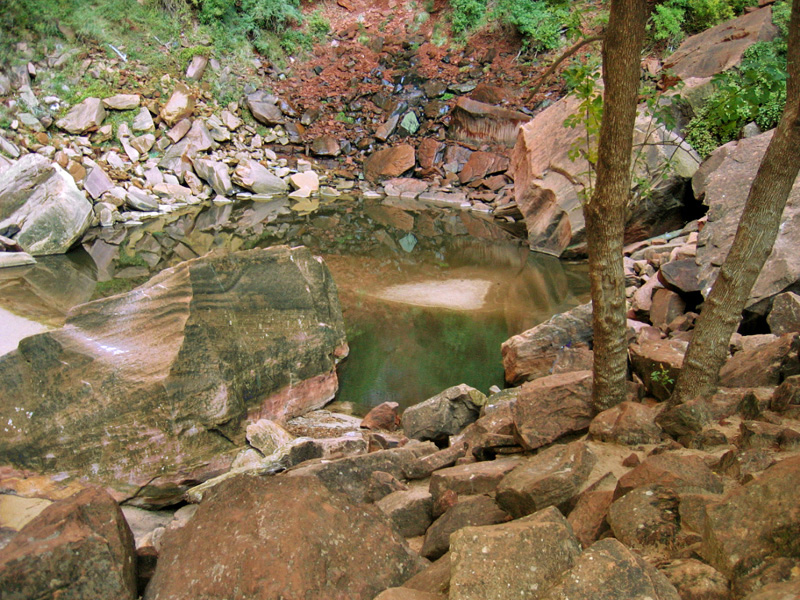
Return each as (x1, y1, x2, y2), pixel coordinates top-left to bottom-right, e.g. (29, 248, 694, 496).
(449, 0, 487, 34)
(336, 111, 355, 124)
(685, 40, 787, 157)
(772, 0, 791, 39)
(649, 0, 757, 46)
(494, 0, 571, 52)
(651, 4, 686, 44)
(308, 10, 331, 40)
(651, 364, 675, 386)
(563, 58, 603, 176)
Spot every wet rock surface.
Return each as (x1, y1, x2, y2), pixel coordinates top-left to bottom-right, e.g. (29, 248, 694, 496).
(0, 246, 347, 504)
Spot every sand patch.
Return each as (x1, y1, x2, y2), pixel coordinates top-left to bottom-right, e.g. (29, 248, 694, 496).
(373, 279, 494, 311)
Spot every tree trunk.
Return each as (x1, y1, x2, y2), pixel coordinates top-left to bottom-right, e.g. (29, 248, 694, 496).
(671, 0, 800, 404)
(585, 0, 650, 412)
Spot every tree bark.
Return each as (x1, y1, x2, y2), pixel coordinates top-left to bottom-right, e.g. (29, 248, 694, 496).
(671, 0, 800, 404)
(585, 0, 650, 411)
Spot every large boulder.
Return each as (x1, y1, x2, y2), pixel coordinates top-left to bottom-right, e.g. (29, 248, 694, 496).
(695, 131, 800, 312)
(512, 370, 595, 450)
(510, 97, 699, 256)
(449, 506, 581, 600)
(449, 97, 530, 147)
(702, 455, 800, 594)
(144, 475, 426, 600)
(496, 440, 597, 518)
(428, 456, 524, 505)
(719, 333, 800, 388)
(286, 444, 436, 504)
(541, 538, 681, 600)
(663, 6, 778, 81)
(0, 246, 348, 505)
(402, 384, 487, 442)
(0, 154, 93, 255)
(502, 302, 594, 385)
(0, 487, 137, 600)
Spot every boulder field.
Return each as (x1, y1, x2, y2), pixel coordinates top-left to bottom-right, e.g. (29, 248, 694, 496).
(3, 218, 800, 598)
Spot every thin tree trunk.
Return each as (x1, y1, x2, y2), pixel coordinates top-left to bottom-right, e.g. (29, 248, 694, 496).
(585, 0, 650, 412)
(671, 0, 800, 404)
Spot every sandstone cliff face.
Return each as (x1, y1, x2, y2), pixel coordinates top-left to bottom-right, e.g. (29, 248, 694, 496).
(0, 246, 348, 505)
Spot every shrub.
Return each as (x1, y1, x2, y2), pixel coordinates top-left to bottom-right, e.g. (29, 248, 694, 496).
(649, 0, 757, 46)
(449, 0, 486, 34)
(651, 3, 686, 44)
(495, 0, 570, 52)
(308, 10, 331, 39)
(685, 41, 787, 157)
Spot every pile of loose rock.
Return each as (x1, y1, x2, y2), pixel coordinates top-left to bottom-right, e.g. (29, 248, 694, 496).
(3, 228, 800, 599)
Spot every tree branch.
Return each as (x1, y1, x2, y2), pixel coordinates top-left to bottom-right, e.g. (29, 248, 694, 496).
(524, 35, 605, 105)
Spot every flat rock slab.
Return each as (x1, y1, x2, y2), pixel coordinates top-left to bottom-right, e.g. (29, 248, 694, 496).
(664, 6, 778, 80)
(56, 97, 106, 134)
(145, 475, 426, 600)
(0, 246, 347, 505)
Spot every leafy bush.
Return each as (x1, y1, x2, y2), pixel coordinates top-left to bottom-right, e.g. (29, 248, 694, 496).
(450, 0, 487, 34)
(649, 0, 757, 45)
(308, 10, 331, 39)
(651, 4, 686, 44)
(772, 0, 791, 38)
(495, 0, 570, 52)
(685, 41, 787, 157)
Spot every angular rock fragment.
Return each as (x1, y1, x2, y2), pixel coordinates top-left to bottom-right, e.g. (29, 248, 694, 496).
(145, 475, 426, 600)
(364, 145, 416, 182)
(512, 370, 594, 450)
(233, 159, 288, 194)
(496, 441, 597, 518)
(449, 507, 581, 600)
(421, 495, 510, 560)
(0, 154, 92, 255)
(160, 83, 195, 126)
(402, 384, 487, 442)
(56, 97, 106, 134)
(0, 488, 136, 600)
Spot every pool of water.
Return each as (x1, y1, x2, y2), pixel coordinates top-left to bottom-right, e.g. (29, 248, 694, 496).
(0, 197, 590, 416)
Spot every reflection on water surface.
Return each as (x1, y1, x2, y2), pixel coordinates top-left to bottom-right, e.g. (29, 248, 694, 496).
(0, 196, 590, 414)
